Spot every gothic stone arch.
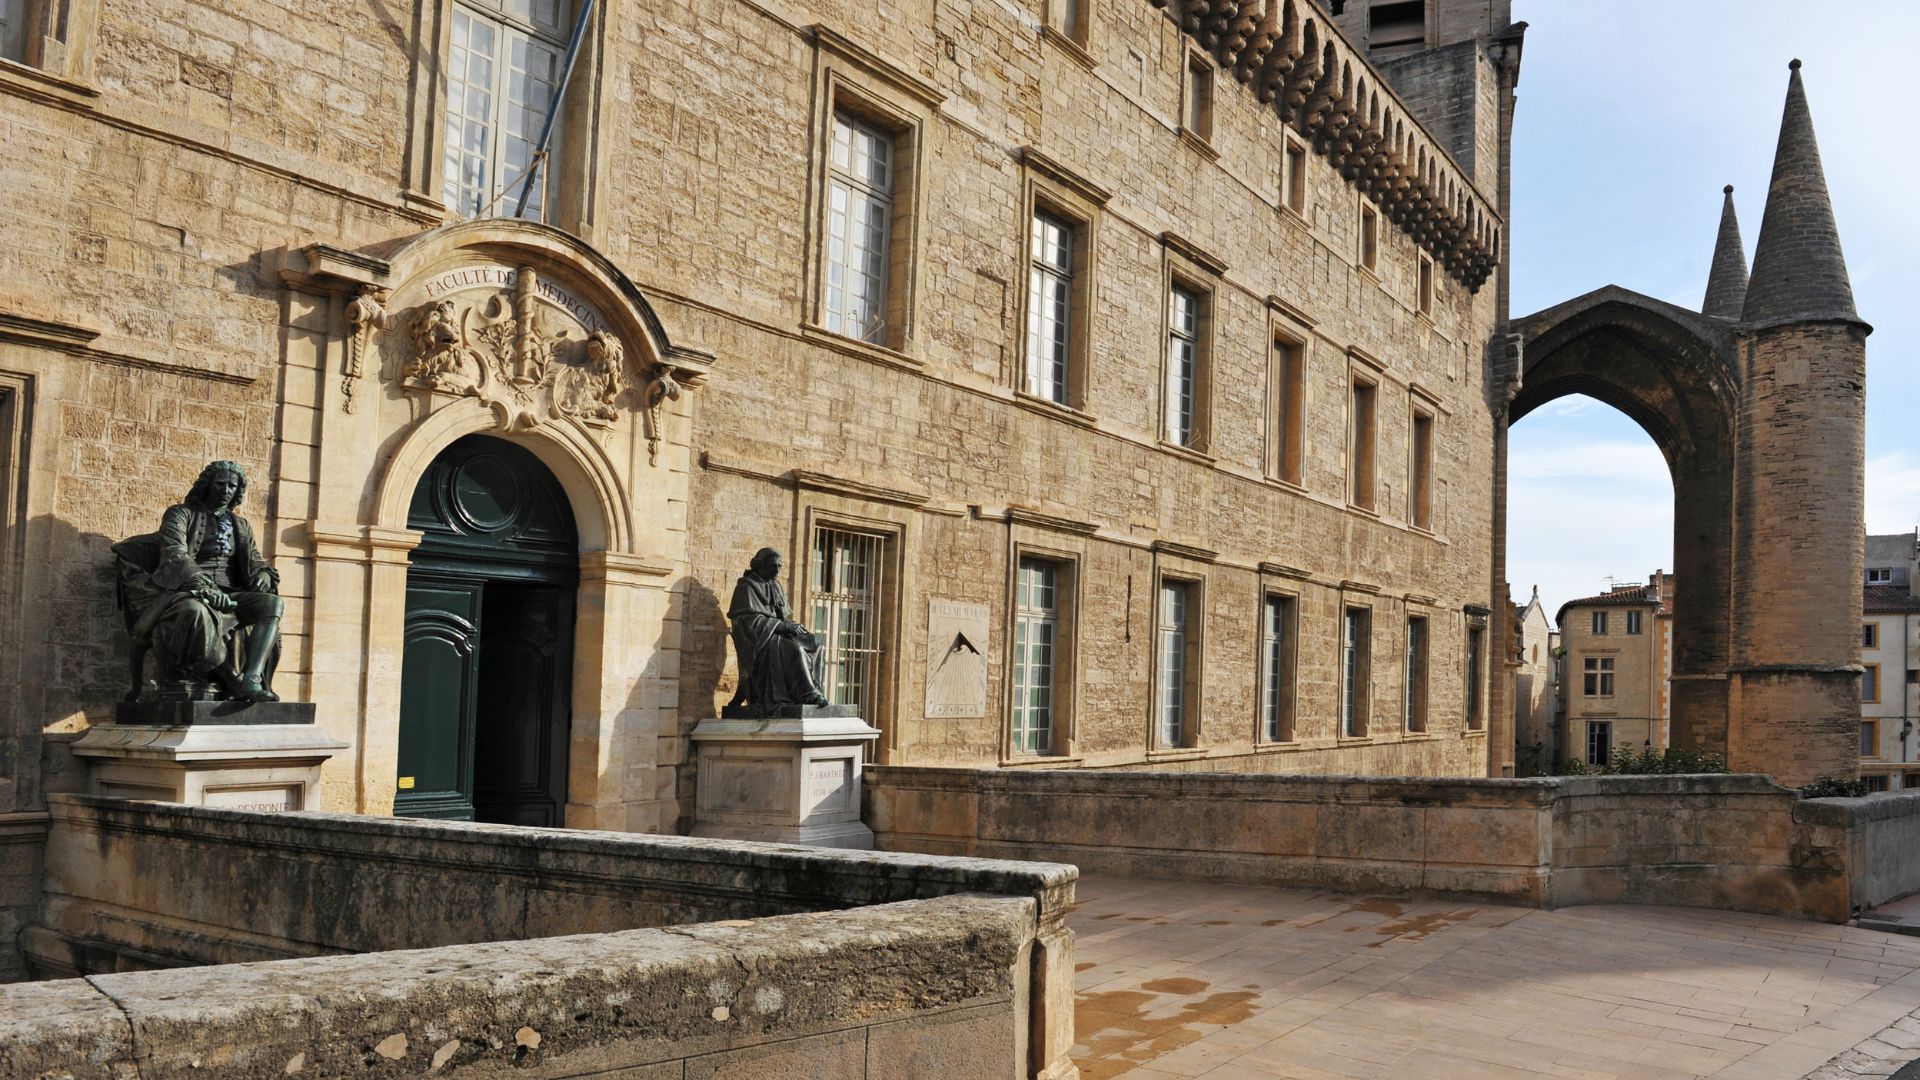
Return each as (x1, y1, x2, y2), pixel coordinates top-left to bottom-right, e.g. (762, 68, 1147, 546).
(271, 219, 713, 831)
(1505, 286, 1863, 784)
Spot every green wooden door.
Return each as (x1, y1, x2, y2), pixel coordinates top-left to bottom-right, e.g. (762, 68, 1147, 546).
(395, 435, 578, 823)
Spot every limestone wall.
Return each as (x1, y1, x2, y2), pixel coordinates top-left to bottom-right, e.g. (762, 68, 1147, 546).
(1803, 790, 1920, 915)
(2, 893, 1036, 1080)
(865, 765, 1869, 921)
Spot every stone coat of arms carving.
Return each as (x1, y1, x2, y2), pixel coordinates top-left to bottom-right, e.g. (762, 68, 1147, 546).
(396, 265, 637, 434)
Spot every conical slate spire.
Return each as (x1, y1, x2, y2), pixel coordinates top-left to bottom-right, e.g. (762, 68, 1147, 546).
(1701, 185, 1748, 319)
(1742, 60, 1861, 328)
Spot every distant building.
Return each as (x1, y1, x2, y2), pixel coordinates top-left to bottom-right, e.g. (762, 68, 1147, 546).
(1861, 531, 1920, 791)
(1556, 573, 1674, 768)
(1513, 587, 1557, 775)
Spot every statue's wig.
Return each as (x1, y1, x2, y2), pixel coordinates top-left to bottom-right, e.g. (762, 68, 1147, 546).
(186, 460, 248, 511)
(749, 546, 783, 574)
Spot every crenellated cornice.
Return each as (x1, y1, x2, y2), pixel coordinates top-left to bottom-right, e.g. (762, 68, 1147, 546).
(1151, 0, 1503, 291)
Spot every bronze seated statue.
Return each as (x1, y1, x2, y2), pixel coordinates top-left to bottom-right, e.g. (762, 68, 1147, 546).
(113, 460, 284, 704)
(724, 546, 830, 717)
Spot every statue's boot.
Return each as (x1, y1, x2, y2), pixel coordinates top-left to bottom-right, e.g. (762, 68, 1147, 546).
(236, 617, 281, 702)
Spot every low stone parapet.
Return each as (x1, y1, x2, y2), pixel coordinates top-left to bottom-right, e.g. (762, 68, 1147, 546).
(2, 894, 1035, 1079)
(865, 766, 1882, 922)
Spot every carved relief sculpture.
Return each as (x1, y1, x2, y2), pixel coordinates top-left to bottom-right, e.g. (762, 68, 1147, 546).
(112, 461, 285, 703)
(341, 284, 389, 413)
(642, 365, 682, 465)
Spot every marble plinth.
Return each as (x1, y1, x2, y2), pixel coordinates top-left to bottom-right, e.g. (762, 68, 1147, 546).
(689, 708, 881, 849)
(73, 706, 345, 811)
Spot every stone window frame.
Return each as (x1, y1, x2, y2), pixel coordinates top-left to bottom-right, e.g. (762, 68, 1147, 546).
(1464, 607, 1488, 731)
(401, 0, 613, 233)
(1346, 361, 1381, 513)
(1863, 663, 1882, 706)
(1001, 525, 1086, 763)
(1040, 0, 1093, 59)
(791, 491, 915, 759)
(1178, 46, 1215, 153)
(0, 369, 30, 714)
(1148, 546, 1212, 756)
(1865, 621, 1880, 649)
(1158, 234, 1225, 458)
(1265, 306, 1312, 487)
(800, 27, 943, 365)
(0, 0, 100, 81)
(1282, 136, 1309, 218)
(1254, 582, 1299, 746)
(1591, 610, 1608, 636)
(1416, 251, 1435, 318)
(1625, 609, 1643, 635)
(1015, 149, 1109, 417)
(1585, 719, 1613, 767)
(1863, 718, 1881, 759)
(1357, 195, 1381, 276)
(1581, 654, 1615, 698)
(1339, 602, 1374, 740)
(1407, 392, 1436, 531)
(1403, 612, 1429, 734)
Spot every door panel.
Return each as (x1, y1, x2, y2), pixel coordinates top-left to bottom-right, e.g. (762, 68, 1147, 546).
(473, 584, 574, 826)
(395, 583, 482, 819)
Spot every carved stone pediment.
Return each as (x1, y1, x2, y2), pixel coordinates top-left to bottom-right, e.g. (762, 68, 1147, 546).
(394, 264, 630, 433)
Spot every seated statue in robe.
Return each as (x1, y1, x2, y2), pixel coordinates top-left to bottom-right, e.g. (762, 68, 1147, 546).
(725, 547, 828, 717)
(114, 460, 284, 703)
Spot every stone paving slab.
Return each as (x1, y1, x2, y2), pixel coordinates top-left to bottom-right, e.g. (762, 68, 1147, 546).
(1069, 874, 1920, 1079)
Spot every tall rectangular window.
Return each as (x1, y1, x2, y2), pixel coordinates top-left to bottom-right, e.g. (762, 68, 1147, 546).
(1166, 284, 1202, 447)
(1342, 607, 1370, 737)
(825, 111, 895, 344)
(1865, 623, 1880, 648)
(1284, 141, 1307, 213)
(1012, 559, 1060, 754)
(1417, 254, 1434, 315)
(1349, 376, 1377, 509)
(1591, 611, 1608, 635)
(0, 0, 28, 62)
(1626, 610, 1643, 635)
(1157, 581, 1193, 747)
(1404, 616, 1428, 732)
(1864, 664, 1881, 704)
(1586, 720, 1613, 766)
(1026, 212, 1075, 404)
(1261, 594, 1294, 742)
(1466, 624, 1484, 730)
(1272, 337, 1305, 484)
(1183, 55, 1213, 141)
(1862, 720, 1878, 758)
(811, 528, 886, 713)
(443, 0, 570, 221)
(1582, 656, 1614, 697)
(1360, 203, 1379, 271)
(1409, 409, 1433, 529)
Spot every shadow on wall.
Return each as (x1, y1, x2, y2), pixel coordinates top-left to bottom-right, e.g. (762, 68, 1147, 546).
(17, 514, 130, 808)
(665, 574, 728, 834)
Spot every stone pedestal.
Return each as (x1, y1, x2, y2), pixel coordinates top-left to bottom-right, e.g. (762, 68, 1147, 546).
(690, 706, 881, 848)
(71, 701, 345, 811)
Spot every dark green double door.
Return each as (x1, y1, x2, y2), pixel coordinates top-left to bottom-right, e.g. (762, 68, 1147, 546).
(396, 436, 578, 826)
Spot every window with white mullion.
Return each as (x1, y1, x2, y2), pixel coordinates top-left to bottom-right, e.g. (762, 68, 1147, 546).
(1026, 212, 1074, 403)
(1261, 595, 1292, 742)
(825, 113, 895, 344)
(811, 529, 886, 713)
(1157, 582, 1189, 746)
(1342, 607, 1369, 737)
(442, 1, 568, 222)
(1012, 559, 1059, 754)
(1167, 285, 1200, 446)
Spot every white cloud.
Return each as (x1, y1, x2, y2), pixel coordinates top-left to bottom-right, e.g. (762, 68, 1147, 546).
(1868, 452, 1920, 535)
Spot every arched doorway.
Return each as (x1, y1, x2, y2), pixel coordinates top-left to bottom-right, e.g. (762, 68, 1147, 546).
(395, 434, 578, 825)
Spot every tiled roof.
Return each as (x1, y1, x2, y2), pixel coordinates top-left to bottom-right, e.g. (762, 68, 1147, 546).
(1563, 584, 1660, 608)
(1865, 585, 1920, 613)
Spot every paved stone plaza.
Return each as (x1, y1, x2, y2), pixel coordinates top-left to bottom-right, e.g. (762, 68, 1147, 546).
(1071, 875, 1920, 1079)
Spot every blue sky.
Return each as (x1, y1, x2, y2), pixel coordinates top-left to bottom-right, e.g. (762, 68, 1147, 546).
(1505, 1, 1919, 618)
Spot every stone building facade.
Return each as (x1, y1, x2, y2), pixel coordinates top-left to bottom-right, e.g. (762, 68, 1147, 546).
(1555, 573, 1672, 769)
(0, 0, 1521, 848)
(1860, 530, 1920, 791)
(1511, 585, 1554, 774)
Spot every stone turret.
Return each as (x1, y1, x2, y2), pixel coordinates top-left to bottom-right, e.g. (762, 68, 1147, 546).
(1727, 60, 1871, 786)
(1701, 185, 1747, 319)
